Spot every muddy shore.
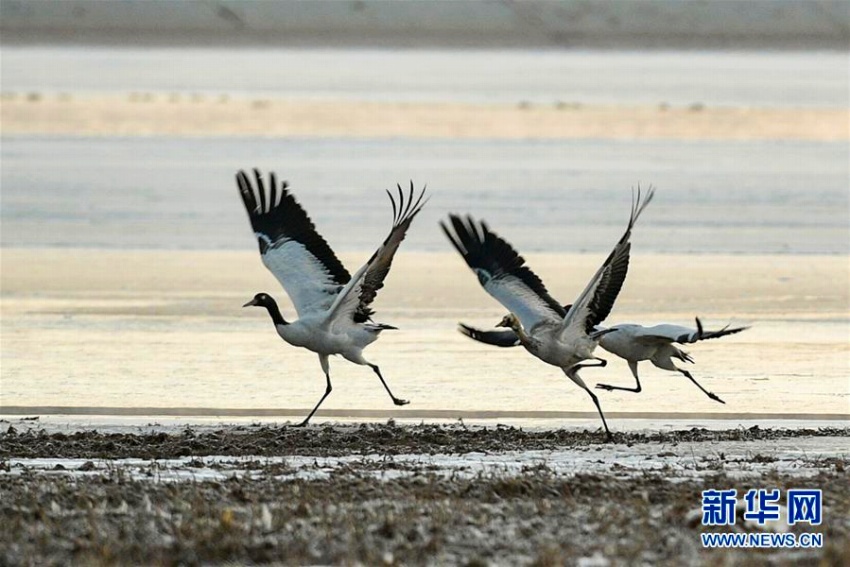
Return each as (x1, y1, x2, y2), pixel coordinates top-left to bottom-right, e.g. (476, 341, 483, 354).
(2, 422, 848, 565)
(2, 421, 848, 458)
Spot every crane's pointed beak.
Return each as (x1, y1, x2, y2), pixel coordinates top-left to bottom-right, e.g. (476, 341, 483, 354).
(243, 298, 257, 308)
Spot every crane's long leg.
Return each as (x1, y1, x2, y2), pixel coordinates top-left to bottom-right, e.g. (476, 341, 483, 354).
(564, 361, 612, 441)
(680, 369, 726, 404)
(652, 356, 726, 404)
(596, 360, 643, 393)
(295, 355, 333, 427)
(369, 364, 409, 406)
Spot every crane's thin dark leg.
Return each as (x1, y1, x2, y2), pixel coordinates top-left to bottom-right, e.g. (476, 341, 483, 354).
(296, 371, 332, 427)
(565, 364, 613, 441)
(681, 369, 725, 404)
(597, 360, 643, 393)
(369, 364, 409, 406)
(586, 387, 612, 441)
(577, 357, 607, 370)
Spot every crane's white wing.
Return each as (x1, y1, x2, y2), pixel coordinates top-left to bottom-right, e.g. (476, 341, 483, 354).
(324, 183, 427, 329)
(441, 215, 565, 331)
(562, 186, 655, 339)
(237, 169, 350, 317)
(631, 323, 696, 345)
(635, 318, 749, 345)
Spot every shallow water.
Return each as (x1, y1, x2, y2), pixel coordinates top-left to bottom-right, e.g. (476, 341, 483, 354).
(2, 136, 847, 254)
(3, 47, 847, 254)
(1, 315, 846, 417)
(3, 46, 847, 107)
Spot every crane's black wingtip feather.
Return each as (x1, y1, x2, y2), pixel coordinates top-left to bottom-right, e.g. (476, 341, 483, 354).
(236, 169, 352, 284)
(583, 187, 655, 332)
(386, 188, 398, 222)
(441, 214, 566, 318)
(253, 169, 267, 213)
(457, 322, 523, 347)
(457, 322, 475, 336)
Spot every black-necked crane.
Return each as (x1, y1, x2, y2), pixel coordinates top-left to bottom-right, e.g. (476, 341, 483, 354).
(458, 318, 748, 404)
(238, 169, 426, 426)
(441, 188, 655, 439)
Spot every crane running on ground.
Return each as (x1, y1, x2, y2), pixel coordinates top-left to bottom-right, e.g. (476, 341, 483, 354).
(238, 169, 427, 426)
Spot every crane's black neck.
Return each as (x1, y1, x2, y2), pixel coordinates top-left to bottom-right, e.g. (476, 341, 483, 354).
(262, 298, 288, 326)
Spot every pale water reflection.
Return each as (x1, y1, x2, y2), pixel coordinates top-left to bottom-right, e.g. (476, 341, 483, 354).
(2, 250, 847, 420)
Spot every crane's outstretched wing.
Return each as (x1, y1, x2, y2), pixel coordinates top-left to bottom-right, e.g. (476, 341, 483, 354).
(324, 182, 427, 327)
(441, 215, 565, 331)
(460, 300, 574, 348)
(458, 323, 521, 347)
(636, 317, 750, 345)
(562, 186, 655, 337)
(237, 169, 351, 316)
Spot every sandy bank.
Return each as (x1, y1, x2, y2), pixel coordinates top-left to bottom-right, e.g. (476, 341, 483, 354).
(2, 248, 847, 319)
(2, 94, 846, 140)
